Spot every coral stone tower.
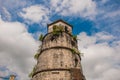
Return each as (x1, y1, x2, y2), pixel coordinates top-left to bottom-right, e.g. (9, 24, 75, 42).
(32, 20, 85, 80)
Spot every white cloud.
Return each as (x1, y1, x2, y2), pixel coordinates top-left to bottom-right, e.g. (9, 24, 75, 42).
(19, 5, 50, 25)
(0, 66, 16, 79)
(0, 0, 30, 10)
(0, 66, 9, 78)
(50, 0, 97, 19)
(103, 10, 120, 19)
(0, 17, 39, 80)
(78, 32, 120, 80)
(93, 1, 120, 38)
(101, 0, 108, 4)
(1, 7, 11, 21)
(94, 8, 120, 38)
(95, 32, 114, 41)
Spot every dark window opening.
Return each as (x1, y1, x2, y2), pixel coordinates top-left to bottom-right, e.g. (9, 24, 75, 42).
(71, 40, 75, 47)
(65, 26, 69, 33)
(52, 72, 59, 74)
(75, 58, 78, 67)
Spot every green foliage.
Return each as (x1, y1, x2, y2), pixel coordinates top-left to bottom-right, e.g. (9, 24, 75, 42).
(29, 66, 36, 78)
(71, 48, 80, 54)
(72, 35, 77, 40)
(29, 71, 33, 78)
(50, 25, 64, 41)
(58, 25, 64, 32)
(52, 29, 61, 36)
(71, 48, 76, 54)
(52, 31, 61, 36)
(39, 34, 44, 41)
(53, 25, 57, 31)
(34, 53, 39, 60)
(53, 25, 64, 32)
(71, 48, 84, 56)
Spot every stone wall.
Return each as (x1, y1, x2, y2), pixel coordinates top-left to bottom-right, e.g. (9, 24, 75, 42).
(32, 70, 71, 80)
(32, 20, 85, 80)
(35, 48, 81, 72)
(48, 22, 72, 34)
(41, 32, 77, 51)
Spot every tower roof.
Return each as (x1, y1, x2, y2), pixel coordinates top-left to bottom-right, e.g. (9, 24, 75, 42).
(47, 19, 73, 29)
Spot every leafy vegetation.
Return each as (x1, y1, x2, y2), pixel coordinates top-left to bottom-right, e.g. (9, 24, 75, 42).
(52, 30, 60, 36)
(39, 34, 44, 41)
(29, 66, 36, 78)
(72, 35, 77, 40)
(52, 25, 64, 36)
(71, 48, 80, 54)
(53, 25, 64, 32)
(71, 48, 84, 56)
(34, 52, 39, 60)
(50, 25, 64, 41)
(71, 48, 76, 54)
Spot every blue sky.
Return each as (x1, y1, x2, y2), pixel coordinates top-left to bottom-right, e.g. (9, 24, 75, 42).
(0, 0, 119, 37)
(0, 0, 120, 80)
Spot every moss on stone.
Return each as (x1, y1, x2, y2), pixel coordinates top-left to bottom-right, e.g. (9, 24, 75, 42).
(34, 53, 39, 60)
(39, 34, 44, 41)
(29, 66, 36, 78)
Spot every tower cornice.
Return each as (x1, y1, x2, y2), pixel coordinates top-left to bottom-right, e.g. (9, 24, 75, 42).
(47, 19, 73, 29)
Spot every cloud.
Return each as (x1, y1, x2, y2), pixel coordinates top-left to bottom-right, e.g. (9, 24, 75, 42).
(0, 17, 39, 80)
(78, 32, 120, 80)
(0, 66, 17, 79)
(93, 0, 120, 38)
(0, 7, 11, 21)
(103, 10, 120, 18)
(50, 0, 97, 19)
(101, 0, 108, 3)
(0, 0, 33, 21)
(19, 5, 50, 25)
(0, 0, 31, 10)
(0, 66, 10, 78)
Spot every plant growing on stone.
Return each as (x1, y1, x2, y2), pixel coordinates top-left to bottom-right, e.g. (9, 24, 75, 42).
(39, 34, 44, 41)
(53, 25, 64, 32)
(34, 52, 39, 60)
(72, 35, 77, 40)
(52, 25, 64, 35)
(51, 25, 64, 41)
(71, 48, 76, 54)
(52, 30, 60, 36)
(71, 48, 80, 54)
(29, 66, 36, 78)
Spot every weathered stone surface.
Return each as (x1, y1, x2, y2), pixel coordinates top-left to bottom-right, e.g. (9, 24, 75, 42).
(41, 32, 77, 50)
(48, 21, 72, 34)
(32, 20, 85, 80)
(35, 48, 81, 72)
(32, 71, 71, 80)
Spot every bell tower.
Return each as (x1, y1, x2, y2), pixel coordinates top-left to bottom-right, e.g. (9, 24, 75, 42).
(32, 19, 85, 80)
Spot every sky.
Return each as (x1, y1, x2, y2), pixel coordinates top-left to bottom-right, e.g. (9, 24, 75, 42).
(0, 0, 120, 80)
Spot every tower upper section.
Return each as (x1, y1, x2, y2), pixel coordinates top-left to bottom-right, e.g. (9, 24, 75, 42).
(31, 19, 86, 80)
(47, 19, 72, 34)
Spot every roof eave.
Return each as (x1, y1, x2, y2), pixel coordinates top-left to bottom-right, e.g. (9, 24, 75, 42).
(47, 19, 73, 29)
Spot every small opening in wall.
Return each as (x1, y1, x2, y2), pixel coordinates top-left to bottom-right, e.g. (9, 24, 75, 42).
(71, 40, 75, 47)
(65, 26, 69, 33)
(52, 72, 59, 74)
(75, 58, 78, 67)
(60, 61, 63, 67)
